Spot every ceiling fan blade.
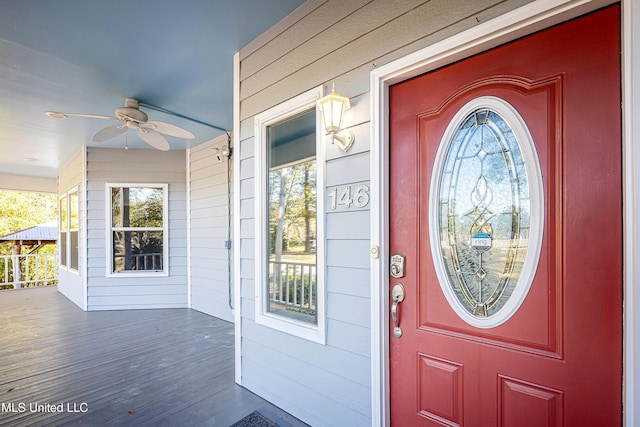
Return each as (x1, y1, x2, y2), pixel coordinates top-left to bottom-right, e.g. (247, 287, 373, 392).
(46, 112, 118, 121)
(93, 124, 127, 142)
(144, 121, 195, 139)
(137, 128, 170, 151)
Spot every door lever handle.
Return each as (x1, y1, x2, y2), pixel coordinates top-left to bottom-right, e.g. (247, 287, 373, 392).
(391, 283, 406, 338)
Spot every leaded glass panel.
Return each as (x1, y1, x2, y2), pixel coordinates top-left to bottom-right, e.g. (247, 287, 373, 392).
(433, 99, 541, 324)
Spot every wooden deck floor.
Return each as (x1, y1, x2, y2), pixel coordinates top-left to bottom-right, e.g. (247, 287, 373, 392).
(0, 287, 307, 426)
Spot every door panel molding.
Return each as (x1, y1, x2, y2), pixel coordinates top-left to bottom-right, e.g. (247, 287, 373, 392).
(498, 375, 564, 427)
(419, 79, 563, 358)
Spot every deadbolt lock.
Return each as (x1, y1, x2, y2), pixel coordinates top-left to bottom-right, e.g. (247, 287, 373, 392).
(390, 254, 406, 279)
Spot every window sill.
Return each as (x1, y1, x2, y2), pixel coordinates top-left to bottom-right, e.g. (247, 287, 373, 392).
(256, 311, 326, 345)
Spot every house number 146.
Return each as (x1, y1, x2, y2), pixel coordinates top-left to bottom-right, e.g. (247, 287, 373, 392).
(328, 185, 370, 210)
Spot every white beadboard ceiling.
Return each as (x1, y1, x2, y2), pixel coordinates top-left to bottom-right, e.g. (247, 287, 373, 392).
(0, 0, 306, 182)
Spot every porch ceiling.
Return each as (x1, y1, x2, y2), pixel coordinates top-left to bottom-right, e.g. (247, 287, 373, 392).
(0, 0, 305, 183)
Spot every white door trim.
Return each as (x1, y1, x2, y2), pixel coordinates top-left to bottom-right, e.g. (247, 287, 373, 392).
(369, 1, 631, 425)
(233, 51, 242, 385)
(623, 1, 640, 425)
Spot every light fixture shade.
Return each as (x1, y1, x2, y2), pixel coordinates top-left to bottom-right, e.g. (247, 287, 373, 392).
(317, 90, 350, 134)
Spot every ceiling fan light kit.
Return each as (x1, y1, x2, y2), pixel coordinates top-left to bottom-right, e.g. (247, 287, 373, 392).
(45, 98, 195, 151)
(44, 111, 69, 119)
(115, 98, 148, 123)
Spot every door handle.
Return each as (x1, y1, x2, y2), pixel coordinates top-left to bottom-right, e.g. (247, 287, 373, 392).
(391, 283, 406, 338)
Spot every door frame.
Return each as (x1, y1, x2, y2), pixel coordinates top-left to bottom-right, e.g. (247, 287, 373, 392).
(369, 0, 638, 425)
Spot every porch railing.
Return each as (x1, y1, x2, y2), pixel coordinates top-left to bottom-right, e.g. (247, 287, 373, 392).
(268, 261, 317, 316)
(0, 253, 58, 289)
(113, 253, 163, 271)
(130, 253, 163, 271)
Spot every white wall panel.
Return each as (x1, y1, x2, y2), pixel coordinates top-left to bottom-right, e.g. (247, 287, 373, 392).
(57, 149, 85, 309)
(85, 147, 187, 310)
(188, 135, 234, 321)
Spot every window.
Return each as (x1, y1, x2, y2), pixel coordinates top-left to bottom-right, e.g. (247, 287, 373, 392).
(59, 188, 79, 272)
(59, 195, 68, 268)
(429, 97, 543, 328)
(254, 87, 326, 343)
(69, 191, 79, 270)
(107, 184, 168, 276)
(267, 110, 317, 323)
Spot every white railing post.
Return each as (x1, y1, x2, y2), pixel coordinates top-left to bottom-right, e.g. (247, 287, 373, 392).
(267, 260, 317, 315)
(24, 255, 29, 287)
(35, 255, 40, 286)
(0, 253, 58, 289)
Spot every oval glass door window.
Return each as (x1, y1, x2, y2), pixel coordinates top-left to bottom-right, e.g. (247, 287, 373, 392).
(429, 96, 544, 328)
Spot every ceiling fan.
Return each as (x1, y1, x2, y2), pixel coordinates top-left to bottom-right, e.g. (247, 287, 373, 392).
(45, 98, 195, 151)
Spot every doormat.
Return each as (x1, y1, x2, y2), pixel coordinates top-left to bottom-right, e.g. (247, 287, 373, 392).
(230, 411, 278, 427)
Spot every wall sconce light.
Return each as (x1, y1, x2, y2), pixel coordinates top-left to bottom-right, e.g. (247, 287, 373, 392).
(317, 84, 355, 152)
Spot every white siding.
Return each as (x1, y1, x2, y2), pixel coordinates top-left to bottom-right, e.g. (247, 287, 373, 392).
(0, 173, 57, 193)
(188, 135, 234, 321)
(58, 150, 83, 194)
(57, 149, 85, 309)
(85, 147, 187, 310)
(237, 0, 533, 425)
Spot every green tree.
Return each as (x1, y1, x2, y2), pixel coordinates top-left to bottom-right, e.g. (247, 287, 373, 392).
(268, 160, 316, 257)
(0, 190, 57, 288)
(0, 190, 57, 237)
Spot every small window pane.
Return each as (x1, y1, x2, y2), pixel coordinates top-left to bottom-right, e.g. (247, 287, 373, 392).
(266, 109, 317, 324)
(69, 191, 78, 230)
(59, 231, 67, 267)
(112, 187, 163, 228)
(70, 231, 79, 270)
(60, 196, 68, 232)
(59, 196, 67, 267)
(68, 191, 79, 271)
(112, 230, 164, 272)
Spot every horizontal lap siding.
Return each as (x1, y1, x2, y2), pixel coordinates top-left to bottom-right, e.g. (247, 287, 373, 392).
(85, 147, 187, 310)
(189, 136, 234, 321)
(238, 0, 532, 425)
(58, 150, 83, 194)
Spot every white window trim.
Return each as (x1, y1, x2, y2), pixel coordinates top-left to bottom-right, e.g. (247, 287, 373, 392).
(105, 183, 169, 278)
(369, 1, 621, 426)
(58, 186, 80, 275)
(254, 86, 326, 344)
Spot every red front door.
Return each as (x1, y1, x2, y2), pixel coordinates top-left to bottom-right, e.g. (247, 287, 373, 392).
(389, 6, 621, 426)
